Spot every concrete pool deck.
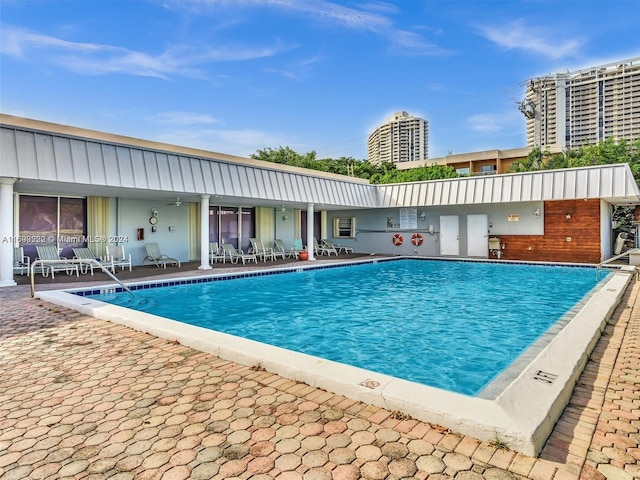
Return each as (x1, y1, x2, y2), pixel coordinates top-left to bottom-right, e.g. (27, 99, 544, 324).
(1, 257, 639, 479)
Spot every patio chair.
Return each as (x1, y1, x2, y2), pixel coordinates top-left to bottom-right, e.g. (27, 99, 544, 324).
(257, 241, 275, 261)
(209, 242, 225, 263)
(249, 238, 274, 262)
(322, 239, 353, 254)
(144, 242, 181, 268)
(314, 237, 337, 256)
(222, 243, 257, 264)
(13, 246, 30, 277)
(293, 238, 306, 256)
(35, 245, 80, 278)
(106, 245, 132, 272)
(73, 247, 109, 275)
(271, 239, 287, 260)
(248, 237, 260, 257)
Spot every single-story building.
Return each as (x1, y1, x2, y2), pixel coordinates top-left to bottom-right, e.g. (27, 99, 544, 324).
(2, 114, 640, 287)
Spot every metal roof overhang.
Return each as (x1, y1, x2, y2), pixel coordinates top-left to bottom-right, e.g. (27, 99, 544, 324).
(375, 164, 640, 207)
(0, 116, 376, 210)
(2, 115, 639, 208)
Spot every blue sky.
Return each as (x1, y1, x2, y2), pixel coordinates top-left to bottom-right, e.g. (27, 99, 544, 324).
(1, 1, 639, 161)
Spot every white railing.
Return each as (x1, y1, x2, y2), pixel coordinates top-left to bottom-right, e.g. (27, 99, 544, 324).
(30, 259, 134, 298)
(596, 248, 640, 279)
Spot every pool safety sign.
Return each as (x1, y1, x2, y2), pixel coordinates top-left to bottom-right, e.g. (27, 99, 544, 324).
(400, 207, 418, 229)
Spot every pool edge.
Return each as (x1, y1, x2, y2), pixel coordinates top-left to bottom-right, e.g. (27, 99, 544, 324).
(35, 263, 634, 456)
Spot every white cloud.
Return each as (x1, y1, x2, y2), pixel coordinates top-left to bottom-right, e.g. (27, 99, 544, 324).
(149, 112, 220, 125)
(0, 24, 292, 78)
(478, 20, 583, 60)
(263, 53, 325, 80)
(156, 126, 292, 157)
(0, 25, 117, 57)
(390, 30, 450, 56)
(188, 0, 448, 56)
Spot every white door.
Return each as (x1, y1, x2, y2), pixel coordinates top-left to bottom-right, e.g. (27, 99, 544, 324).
(467, 214, 489, 257)
(440, 215, 460, 256)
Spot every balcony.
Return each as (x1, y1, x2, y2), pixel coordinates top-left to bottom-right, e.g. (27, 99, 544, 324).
(472, 168, 498, 176)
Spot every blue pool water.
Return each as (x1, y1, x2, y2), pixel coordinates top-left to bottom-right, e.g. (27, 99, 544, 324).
(90, 259, 604, 396)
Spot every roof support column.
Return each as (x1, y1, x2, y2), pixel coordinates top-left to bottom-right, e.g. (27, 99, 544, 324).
(306, 203, 315, 261)
(0, 177, 17, 287)
(198, 194, 212, 270)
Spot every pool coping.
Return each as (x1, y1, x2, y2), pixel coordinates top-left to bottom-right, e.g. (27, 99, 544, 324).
(35, 257, 635, 456)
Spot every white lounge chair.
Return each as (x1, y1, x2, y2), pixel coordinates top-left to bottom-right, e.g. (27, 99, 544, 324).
(271, 240, 287, 260)
(14, 246, 30, 277)
(322, 239, 353, 254)
(73, 247, 109, 275)
(144, 242, 181, 268)
(293, 238, 306, 257)
(36, 245, 80, 278)
(249, 238, 275, 262)
(106, 245, 132, 272)
(209, 242, 225, 263)
(314, 237, 337, 256)
(222, 243, 257, 264)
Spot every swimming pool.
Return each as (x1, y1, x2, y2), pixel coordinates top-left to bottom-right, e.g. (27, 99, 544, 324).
(38, 257, 634, 455)
(88, 259, 603, 396)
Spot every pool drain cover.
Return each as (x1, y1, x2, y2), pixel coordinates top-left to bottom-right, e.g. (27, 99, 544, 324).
(533, 370, 558, 385)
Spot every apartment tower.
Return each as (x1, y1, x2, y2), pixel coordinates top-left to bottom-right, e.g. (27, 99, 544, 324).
(520, 57, 640, 150)
(368, 111, 429, 165)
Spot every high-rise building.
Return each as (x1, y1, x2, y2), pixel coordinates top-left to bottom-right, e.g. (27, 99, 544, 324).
(368, 111, 429, 165)
(520, 58, 640, 150)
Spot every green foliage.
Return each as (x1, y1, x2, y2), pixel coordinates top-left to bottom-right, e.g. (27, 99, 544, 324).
(251, 138, 640, 187)
(251, 146, 317, 168)
(568, 137, 637, 168)
(508, 147, 550, 172)
(251, 146, 458, 183)
(508, 139, 640, 180)
(370, 163, 458, 184)
(507, 138, 640, 228)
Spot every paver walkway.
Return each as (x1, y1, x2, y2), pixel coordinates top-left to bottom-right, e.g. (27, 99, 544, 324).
(1, 264, 638, 479)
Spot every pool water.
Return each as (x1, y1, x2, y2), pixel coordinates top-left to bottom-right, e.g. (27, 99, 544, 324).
(91, 259, 604, 396)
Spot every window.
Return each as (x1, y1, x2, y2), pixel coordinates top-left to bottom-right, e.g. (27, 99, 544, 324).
(333, 217, 356, 238)
(18, 195, 87, 260)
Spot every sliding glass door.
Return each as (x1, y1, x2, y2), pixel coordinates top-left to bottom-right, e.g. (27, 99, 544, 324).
(18, 195, 87, 260)
(209, 206, 255, 251)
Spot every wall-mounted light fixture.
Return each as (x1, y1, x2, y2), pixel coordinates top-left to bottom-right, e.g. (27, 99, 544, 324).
(281, 205, 288, 221)
(419, 212, 426, 221)
(151, 208, 159, 218)
(534, 208, 541, 217)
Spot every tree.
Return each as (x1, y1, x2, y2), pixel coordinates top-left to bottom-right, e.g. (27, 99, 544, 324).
(251, 146, 460, 184)
(508, 147, 549, 172)
(368, 163, 458, 184)
(506, 138, 640, 233)
(251, 146, 317, 168)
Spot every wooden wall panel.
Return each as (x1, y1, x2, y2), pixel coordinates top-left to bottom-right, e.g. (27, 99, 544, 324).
(496, 199, 601, 264)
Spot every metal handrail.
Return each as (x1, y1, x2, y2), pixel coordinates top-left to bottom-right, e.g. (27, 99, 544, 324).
(30, 259, 134, 298)
(596, 248, 640, 279)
